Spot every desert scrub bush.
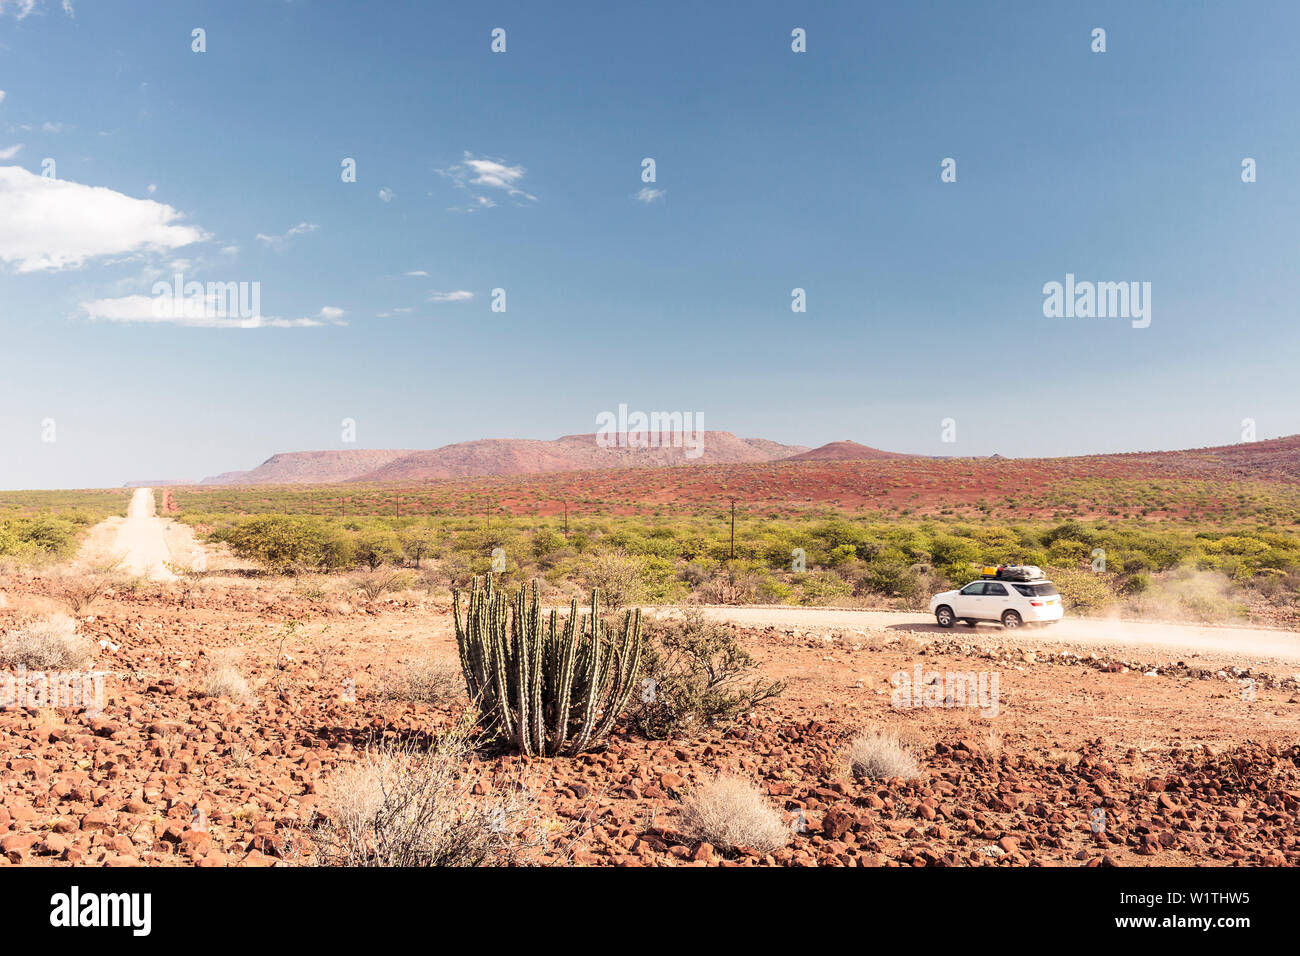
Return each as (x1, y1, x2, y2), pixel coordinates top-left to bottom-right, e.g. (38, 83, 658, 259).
(45, 571, 114, 614)
(854, 550, 928, 601)
(792, 571, 853, 605)
(0, 615, 92, 669)
(849, 729, 923, 781)
(353, 528, 404, 570)
(351, 569, 411, 601)
(313, 717, 546, 866)
(678, 776, 790, 854)
(1046, 564, 1119, 615)
(0, 514, 86, 561)
(578, 550, 648, 611)
(212, 515, 354, 572)
(453, 577, 643, 756)
(202, 656, 256, 704)
(630, 609, 785, 739)
(375, 659, 464, 706)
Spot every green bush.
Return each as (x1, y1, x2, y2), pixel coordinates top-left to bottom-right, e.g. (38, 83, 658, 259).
(213, 515, 352, 572)
(630, 610, 785, 739)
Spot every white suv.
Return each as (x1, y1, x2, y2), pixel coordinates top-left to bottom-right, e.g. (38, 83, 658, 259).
(929, 575, 1063, 629)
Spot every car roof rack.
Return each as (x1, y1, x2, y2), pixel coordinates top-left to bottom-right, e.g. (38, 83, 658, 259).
(980, 564, 1046, 582)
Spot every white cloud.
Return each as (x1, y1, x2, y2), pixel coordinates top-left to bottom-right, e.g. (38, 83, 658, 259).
(41, 121, 65, 134)
(0, 91, 6, 106)
(146, 183, 156, 193)
(0, 165, 207, 273)
(0, 145, 22, 160)
(79, 294, 345, 329)
(378, 187, 394, 202)
(255, 221, 318, 250)
(0, 0, 74, 17)
(0, 1, 37, 20)
(428, 290, 473, 303)
(635, 187, 666, 203)
(403, 270, 429, 277)
(436, 151, 536, 210)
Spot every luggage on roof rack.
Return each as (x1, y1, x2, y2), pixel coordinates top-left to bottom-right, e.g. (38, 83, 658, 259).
(980, 564, 1045, 582)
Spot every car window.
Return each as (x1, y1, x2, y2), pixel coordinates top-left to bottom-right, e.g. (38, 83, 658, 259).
(1012, 583, 1060, 597)
(985, 582, 1008, 596)
(960, 582, 986, 595)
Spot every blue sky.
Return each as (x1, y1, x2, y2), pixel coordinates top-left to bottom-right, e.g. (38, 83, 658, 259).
(2, 0, 1299, 488)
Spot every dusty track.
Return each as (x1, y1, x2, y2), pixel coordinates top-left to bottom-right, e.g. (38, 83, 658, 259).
(73, 488, 206, 580)
(674, 605, 1300, 668)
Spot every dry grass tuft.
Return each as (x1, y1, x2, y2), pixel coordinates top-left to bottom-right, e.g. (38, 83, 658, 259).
(982, 727, 1004, 759)
(678, 775, 791, 854)
(849, 729, 923, 781)
(313, 717, 547, 866)
(375, 658, 464, 706)
(203, 654, 256, 704)
(0, 615, 93, 669)
(351, 570, 411, 601)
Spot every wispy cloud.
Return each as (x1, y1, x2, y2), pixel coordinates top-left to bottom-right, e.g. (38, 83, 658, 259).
(255, 221, 319, 250)
(428, 290, 474, 303)
(436, 151, 537, 211)
(635, 187, 666, 203)
(41, 121, 66, 134)
(79, 295, 345, 329)
(378, 187, 394, 202)
(0, 1, 37, 19)
(403, 270, 429, 277)
(0, 91, 6, 106)
(0, 165, 206, 272)
(0, 0, 74, 17)
(0, 144, 22, 160)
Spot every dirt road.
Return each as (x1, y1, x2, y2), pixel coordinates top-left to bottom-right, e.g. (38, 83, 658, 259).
(73, 488, 205, 580)
(672, 605, 1300, 668)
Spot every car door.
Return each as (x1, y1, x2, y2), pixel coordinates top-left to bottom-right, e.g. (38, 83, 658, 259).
(982, 581, 1010, 619)
(953, 581, 986, 618)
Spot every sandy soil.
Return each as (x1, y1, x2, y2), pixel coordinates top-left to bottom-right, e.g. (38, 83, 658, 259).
(72, 488, 208, 581)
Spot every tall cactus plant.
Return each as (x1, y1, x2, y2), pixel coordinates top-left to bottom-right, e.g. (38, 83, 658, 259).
(452, 577, 643, 756)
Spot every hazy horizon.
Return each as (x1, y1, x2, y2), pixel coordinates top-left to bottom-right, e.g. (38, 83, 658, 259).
(4, 422, 1295, 492)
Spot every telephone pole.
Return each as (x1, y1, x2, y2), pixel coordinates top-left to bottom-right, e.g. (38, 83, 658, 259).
(728, 497, 737, 560)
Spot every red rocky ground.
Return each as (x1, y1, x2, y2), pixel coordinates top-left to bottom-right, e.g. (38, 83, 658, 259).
(0, 573, 1296, 867)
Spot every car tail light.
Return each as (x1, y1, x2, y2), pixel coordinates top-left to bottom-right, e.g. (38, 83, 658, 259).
(1029, 601, 1044, 607)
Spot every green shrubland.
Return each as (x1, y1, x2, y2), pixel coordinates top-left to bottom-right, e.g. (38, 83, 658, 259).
(175, 505, 1300, 620)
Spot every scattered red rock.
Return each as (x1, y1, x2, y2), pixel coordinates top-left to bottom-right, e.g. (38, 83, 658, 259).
(0, 572, 1297, 867)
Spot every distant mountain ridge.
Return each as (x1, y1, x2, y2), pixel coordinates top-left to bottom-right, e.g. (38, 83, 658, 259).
(167, 432, 1300, 488)
(784, 440, 915, 462)
(202, 449, 415, 485)
(199, 433, 810, 485)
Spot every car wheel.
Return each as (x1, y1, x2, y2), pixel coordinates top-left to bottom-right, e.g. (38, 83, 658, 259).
(1001, 610, 1023, 629)
(935, 605, 955, 628)
(960, 619, 975, 627)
